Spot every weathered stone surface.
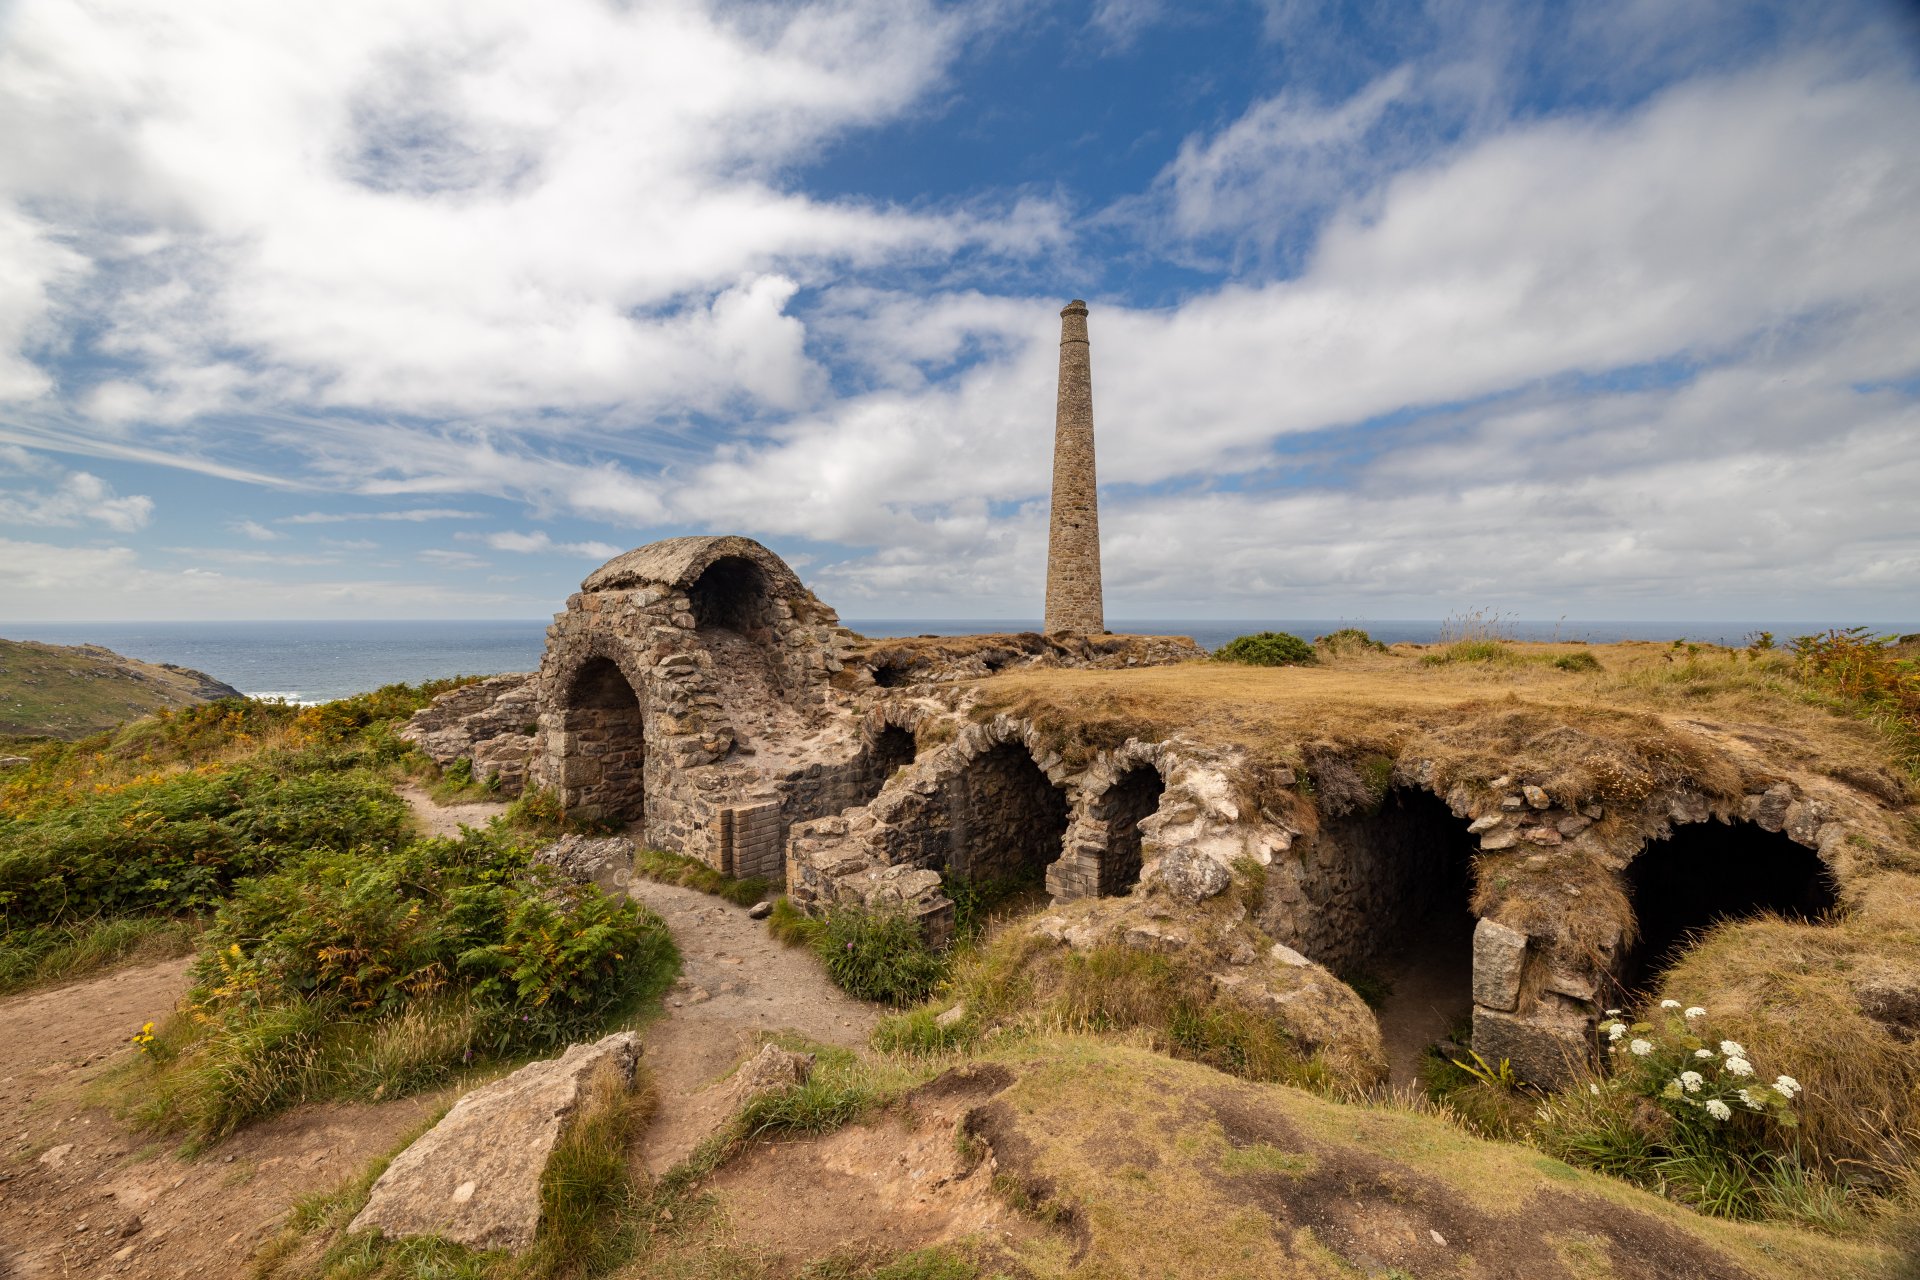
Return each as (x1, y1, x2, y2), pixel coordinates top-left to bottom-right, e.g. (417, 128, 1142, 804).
(1153, 847, 1232, 903)
(1044, 299, 1102, 634)
(350, 1032, 641, 1253)
(533, 834, 635, 899)
(1269, 942, 1312, 968)
(746, 899, 773, 920)
(726, 1043, 814, 1108)
(1479, 829, 1519, 851)
(1745, 783, 1794, 832)
(1471, 1005, 1589, 1087)
(1471, 918, 1530, 1012)
(1467, 813, 1504, 834)
(1523, 785, 1551, 810)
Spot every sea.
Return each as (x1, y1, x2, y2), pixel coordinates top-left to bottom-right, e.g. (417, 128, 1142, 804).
(5, 617, 1914, 706)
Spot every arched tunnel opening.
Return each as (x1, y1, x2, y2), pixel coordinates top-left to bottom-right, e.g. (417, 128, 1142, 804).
(944, 742, 1070, 931)
(852, 725, 918, 808)
(1304, 786, 1480, 1082)
(689, 555, 771, 635)
(1098, 765, 1166, 896)
(560, 657, 646, 824)
(1620, 820, 1837, 992)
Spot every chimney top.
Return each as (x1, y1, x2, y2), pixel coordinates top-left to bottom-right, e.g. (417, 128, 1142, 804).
(1061, 299, 1088, 316)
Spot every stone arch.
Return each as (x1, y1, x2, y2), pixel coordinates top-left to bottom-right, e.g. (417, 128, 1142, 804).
(555, 654, 646, 824)
(1618, 818, 1838, 991)
(1094, 764, 1166, 895)
(1282, 778, 1482, 1083)
(688, 554, 773, 636)
(946, 740, 1071, 885)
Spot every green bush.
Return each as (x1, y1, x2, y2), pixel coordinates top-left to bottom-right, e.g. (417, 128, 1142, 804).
(138, 825, 678, 1140)
(1213, 632, 1317, 667)
(0, 767, 408, 929)
(1314, 627, 1386, 655)
(1533, 1002, 1830, 1219)
(810, 905, 948, 1006)
(1552, 651, 1603, 673)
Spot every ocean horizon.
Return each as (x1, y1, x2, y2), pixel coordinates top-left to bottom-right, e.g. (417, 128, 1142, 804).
(5, 617, 1915, 706)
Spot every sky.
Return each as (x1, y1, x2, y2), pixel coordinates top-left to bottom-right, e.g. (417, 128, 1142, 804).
(1, 0, 1917, 623)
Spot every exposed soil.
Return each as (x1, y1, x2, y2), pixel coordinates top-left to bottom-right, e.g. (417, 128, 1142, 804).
(623, 879, 881, 1173)
(0, 959, 443, 1280)
(399, 782, 512, 839)
(1373, 911, 1476, 1085)
(694, 1064, 1035, 1272)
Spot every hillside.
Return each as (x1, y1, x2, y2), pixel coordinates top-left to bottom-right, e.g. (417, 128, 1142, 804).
(0, 636, 241, 740)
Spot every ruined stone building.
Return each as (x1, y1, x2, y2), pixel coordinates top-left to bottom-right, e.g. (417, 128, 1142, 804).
(401, 306, 1883, 1088)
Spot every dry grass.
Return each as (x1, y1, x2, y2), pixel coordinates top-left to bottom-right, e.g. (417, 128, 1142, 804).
(954, 1036, 1905, 1278)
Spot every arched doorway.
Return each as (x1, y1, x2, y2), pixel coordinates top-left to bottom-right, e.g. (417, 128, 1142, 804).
(1621, 820, 1836, 991)
(689, 555, 772, 636)
(852, 726, 917, 808)
(1097, 765, 1166, 895)
(949, 742, 1070, 887)
(559, 657, 645, 824)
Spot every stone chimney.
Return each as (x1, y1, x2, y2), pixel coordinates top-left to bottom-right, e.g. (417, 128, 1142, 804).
(1043, 299, 1104, 634)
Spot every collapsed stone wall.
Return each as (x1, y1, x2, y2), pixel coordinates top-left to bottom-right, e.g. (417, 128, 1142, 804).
(400, 673, 539, 790)
(850, 631, 1203, 690)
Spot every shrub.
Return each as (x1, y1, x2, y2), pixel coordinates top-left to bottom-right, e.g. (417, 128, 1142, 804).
(1314, 627, 1386, 655)
(136, 826, 677, 1140)
(810, 905, 948, 1006)
(1534, 1000, 1830, 1219)
(1213, 632, 1316, 667)
(1420, 639, 1516, 666)
(0, 767, 408, 929)
(1552, 651, 1603, 673)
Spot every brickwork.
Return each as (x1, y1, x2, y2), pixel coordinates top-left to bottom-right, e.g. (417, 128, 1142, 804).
(1043, 300, 1103, 634)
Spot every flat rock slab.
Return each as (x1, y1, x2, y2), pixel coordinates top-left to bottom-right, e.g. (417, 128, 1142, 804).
(350, 1031, 640, 1253)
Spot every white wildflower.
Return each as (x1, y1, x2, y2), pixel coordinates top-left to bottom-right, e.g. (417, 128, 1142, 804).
(1737, 1088, 1762, 1111)
(1660, 999, 1681, 1009)
(1608, 1023, 1627, 1041)
(1775, 1075, 1801, 1097)
(1629, 1039, 1653, 1056)
(1605, 1008, 1622, 1018)
(1705, 1099, 1732, 1120)
(1725, 1056, 1754, 1077)
(1589, 1084, 1600, 1096)
(1694, 1048, 1714, 1059)
(1683, 1006, 1706, 1019)
(1679, 1071, 1704, 1093)
(1719, 1040, 1746, 1058)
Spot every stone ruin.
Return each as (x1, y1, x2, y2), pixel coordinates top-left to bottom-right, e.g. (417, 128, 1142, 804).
(405, 531, 1898, 1086)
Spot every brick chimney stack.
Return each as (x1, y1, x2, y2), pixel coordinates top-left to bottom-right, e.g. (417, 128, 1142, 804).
(1043, 299, 1104, 634)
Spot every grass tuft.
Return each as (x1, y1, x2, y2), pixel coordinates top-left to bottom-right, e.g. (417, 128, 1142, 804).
(632, 847, 771, 908)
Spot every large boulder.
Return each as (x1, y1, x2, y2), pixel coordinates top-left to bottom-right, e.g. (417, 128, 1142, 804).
(349, 1031, 641, 1252)
(534, 834, 636, 899)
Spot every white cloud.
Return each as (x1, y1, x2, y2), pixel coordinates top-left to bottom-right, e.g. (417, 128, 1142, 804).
(0, 463, 154, 531)
(480, 530, 622, 560)
(230, 518, 284, 541)
(0, 0, 1053, 429)
(279, 507, 482, 524)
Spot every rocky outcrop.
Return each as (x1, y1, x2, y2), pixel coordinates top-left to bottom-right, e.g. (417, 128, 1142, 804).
(0, 637, 242, 739)
(399, 673, 537, 792)
(350, 1032, 642, 1253)
(533, 834, 636, 899)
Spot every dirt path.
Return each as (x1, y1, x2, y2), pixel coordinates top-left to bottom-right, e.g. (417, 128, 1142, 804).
(623, 880, 881, 1173)
(0, 959, 441, 1280)
(1373, 912, 1476, 1086)
(399, 782, 511, 839)
(403, 786, 880, 1170)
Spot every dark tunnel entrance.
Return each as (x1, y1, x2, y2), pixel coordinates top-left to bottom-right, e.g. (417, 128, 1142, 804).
(560, 657, 645, 824)
(949, 742, 1070, 889)
(688, 555, 772, 635)
(1098, 765, 1166, 896)
(1308, 786, 1481, 1082)
(1621, 820, 1837, 991)
(852, 725, 918, 808)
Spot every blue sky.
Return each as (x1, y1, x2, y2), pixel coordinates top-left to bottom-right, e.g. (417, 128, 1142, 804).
(1, 0, 1917, 622)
